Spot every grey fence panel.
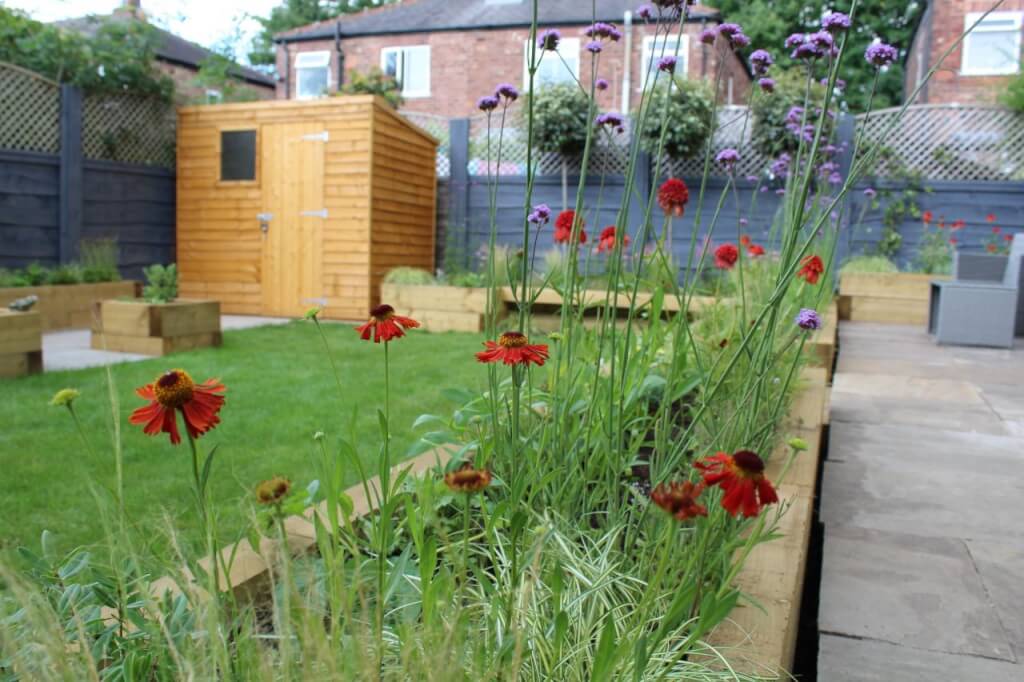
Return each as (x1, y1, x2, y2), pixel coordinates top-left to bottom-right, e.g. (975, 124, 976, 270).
(0, 150, 61, 268)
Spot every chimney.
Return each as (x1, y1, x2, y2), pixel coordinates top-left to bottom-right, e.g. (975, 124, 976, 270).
(116, 0, 144, 18)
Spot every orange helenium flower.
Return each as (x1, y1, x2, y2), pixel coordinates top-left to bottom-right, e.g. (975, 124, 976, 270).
(747, 243, 765, 257)
(129, 369, 225, 445)
(739, 235, 752, 247)
(444, 462, 492, 493)
(695, 450, 778, 518)
(797, 254, 825, 284)
(476, 331, 549, 366)
(356, 304, 420, 343)
(657, 177, 690, 217)
(651, 481, 707, 521)
(597, 226, 629, 253)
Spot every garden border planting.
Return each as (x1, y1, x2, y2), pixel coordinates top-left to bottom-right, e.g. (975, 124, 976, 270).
(0, 281, 138, 331)
(838, 272, 948, 325)
(90, 299, 222, 356)
(0, 309, 42, 378)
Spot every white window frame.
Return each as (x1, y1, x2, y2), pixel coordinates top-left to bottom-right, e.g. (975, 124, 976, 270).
(962, 11, 1023, 76)
(294, 50, 331, 99)
(523, 37, 581, 90)
(380, 45, 431, 98)
(641, 34, 689, 89)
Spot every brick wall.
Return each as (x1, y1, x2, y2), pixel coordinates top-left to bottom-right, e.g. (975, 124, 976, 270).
(907, 0, 1024, 105)
(276, 21, 751, 116)
(156, 61, 274, 104)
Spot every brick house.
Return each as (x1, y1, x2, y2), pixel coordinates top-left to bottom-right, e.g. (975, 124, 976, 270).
(273, 0, 751, 117)
(906, 0, 1024, 104)
(57, 1, 275, 103)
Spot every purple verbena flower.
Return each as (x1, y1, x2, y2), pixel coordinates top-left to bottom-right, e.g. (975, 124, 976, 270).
(792, 40, 823, 61)
(758, 77, 776, 93)
(822, 12, 851, 33)
(716, 148, 740, 170)
(864, 187, 877, 198)
(729, 33, 751, 48)
(596, 77, 610, 91)
(828, 172, 843, 185)
(795, 308, 822, 331)
(528, 203, 552, 225)
(495, 83, 519, 101)
(586, 40, 603, 54)
(477, 95, 499, 112)
(718, 23, 742, 37)
(810, 31, 834, 49)
(699, 28, 717, 45)
(865, 42, 898, 67)
(784, 33, 806, 50)
(595, 112, 626, 133)
(775, 188, 786, 196)
(745, 174, 759, 182)
(538, 29, 561, 51)
(749, 49, 773, 76)
(739, 217, 749, 226)
(658, 55, 677, 73)
(636, 4, 655, 21)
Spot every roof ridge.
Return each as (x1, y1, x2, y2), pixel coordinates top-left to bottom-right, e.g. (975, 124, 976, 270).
(275, 0, 423, 41)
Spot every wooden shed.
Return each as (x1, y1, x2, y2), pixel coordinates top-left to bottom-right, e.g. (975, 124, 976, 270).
(176, 96, 437, 320)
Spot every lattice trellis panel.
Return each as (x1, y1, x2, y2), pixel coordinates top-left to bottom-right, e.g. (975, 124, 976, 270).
(0, 62, 60, 154)
(82, 94, 175, 168)
(400, 111, 451, 177)
(856, 105, 1024, 181)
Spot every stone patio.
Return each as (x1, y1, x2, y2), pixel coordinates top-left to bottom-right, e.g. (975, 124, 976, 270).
(818, 322, 1024, 679)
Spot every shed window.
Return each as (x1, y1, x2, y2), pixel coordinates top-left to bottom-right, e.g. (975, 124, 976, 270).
(295, 50, 331, 99)
(962, 11, 1023, 76)
(641, 35, 689, 88)
(524, 37, 580, 90)
(220, 130, 257, 182)
(381, 46, 431, 97)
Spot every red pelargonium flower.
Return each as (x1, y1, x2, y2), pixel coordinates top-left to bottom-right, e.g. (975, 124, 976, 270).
(130, 369, 225, 445)
(476, 331, 549, 366)
(921, 211, 934, 224)
(657, 177, 690, 217)
(714, 243, 739, 269)
(356, 304, 420, 343)
(651, 480, 707, 521)
(596, 226, 630, 253)
(797, 254, 825, 284)
(747, 243, 766, 257)
(987, 213, 997, 223)
(695, 450, 778, 518)
(554, 210, 587, 244)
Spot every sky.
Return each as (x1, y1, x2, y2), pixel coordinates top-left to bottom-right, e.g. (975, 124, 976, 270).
(2, 0, 282, 65)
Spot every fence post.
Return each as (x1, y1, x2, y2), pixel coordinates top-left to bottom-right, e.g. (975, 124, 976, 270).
(835, 113, 857, 271)
(59, 84, 83, 264)
(448, 118, 471, 269)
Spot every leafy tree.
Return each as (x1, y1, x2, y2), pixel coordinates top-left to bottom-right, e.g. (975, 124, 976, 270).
(191, 54, 262, 104)
(249, 0, 397, 66)
(712, 1, 924, 111)
(637, 79, 714, 160)
(530, 83, 591, 157)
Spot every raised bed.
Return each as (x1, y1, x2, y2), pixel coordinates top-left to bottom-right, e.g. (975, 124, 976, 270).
(380, 284, 490, 332)
(838, 272, 949, 325)
(90, 299, 222, 356)
(0, 310, 42, 378)
(0, 282, 138, 331)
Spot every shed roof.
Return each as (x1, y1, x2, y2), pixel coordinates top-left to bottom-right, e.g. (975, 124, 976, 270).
(276, 0, 721, 43)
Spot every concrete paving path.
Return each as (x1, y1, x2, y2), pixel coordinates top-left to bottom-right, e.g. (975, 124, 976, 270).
(43, 315, 293, 372)
(817, 322, 1024, 680)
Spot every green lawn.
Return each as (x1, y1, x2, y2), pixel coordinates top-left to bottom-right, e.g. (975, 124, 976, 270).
(0, 321, 484, 560)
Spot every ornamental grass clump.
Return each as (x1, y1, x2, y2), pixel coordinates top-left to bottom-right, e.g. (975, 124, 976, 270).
(1, 1, 980, 679)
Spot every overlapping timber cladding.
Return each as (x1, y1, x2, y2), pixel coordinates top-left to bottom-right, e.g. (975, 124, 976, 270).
(176, 95, 437, 321)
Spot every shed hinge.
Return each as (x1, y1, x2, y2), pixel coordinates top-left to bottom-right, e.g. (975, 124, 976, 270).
(302, 131, 329, 142)
(300, 209, 328, 218)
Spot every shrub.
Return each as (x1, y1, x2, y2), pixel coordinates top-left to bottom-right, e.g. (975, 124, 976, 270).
(751, 69, 831, 160)
(79, 238, 120, 283)
(637, 79, 714, 160)
(530, 83, 590, 156)
(840, 256, 899, 274)
(383, 267, 437, 286)
(142, 263, 177, 303)
(339, 67, 404, 109)
(46, 264, 83, 285)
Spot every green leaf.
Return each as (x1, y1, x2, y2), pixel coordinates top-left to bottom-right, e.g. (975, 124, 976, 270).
(590, 614, 621, 682)
(199, 445, 219, 496)
(411, 414, 446, 429)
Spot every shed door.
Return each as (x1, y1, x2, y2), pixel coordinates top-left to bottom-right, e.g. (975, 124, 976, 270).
(260, 122, 327, 317)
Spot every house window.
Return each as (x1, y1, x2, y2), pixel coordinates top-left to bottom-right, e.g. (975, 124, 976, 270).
(381, 46, 431, 97)
(641, 35, 689, 88)
(220, 130, 257, 182)
(962, 11, 1023, 76)
(295, 51, 331, 99)
(525, 37, 580, 89)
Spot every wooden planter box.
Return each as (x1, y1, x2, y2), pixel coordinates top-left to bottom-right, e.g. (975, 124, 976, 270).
(0, 281, 138, 331)
(91, 299, 222, 356)
(380, 283, 490, 332)
(838, 272, 949, 325)
(0, 310, 43, 378)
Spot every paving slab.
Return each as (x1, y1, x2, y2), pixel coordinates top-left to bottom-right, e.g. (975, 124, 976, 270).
(964, 539, 1024, 662)
(827, 391, 1010, 434)
(819, 634, 1022, 682)
(978, 382, 1024, 420)
(819, 525, 1015, 661)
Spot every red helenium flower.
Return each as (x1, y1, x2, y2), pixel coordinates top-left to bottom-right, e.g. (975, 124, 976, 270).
(554, 210, 587, 244)
(129, 369, 225, 445)
(714, 243, 739, 269)
(747, 243, 766, 257)
(596, 226, 629, 253)
(657, 177, 690, 217)
(650, 480, 707, 521)
(356, 304, 420, 343)
(476, 331, 549, 366)
(797, 254, 825, 284)
(922, 211, 933, 224)
(695, 450, 778, 518)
